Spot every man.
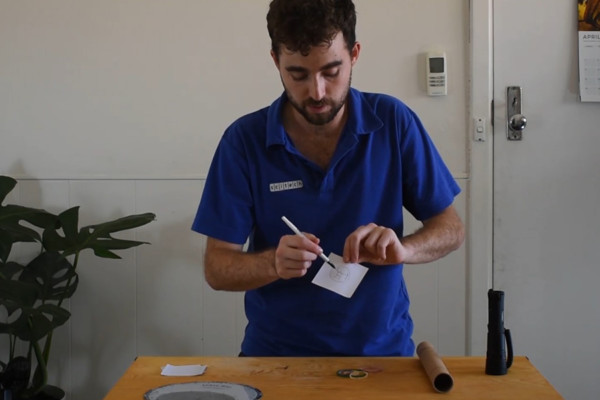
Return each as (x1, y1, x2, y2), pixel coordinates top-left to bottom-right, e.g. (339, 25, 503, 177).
(192, 0, 464, 357)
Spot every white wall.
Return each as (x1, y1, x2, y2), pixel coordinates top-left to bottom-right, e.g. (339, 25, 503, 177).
(0, 1, 470, 399)
(0, 0, 467, 179)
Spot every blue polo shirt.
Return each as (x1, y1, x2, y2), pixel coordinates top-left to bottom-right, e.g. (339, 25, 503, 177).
(192, 88, 460, 356)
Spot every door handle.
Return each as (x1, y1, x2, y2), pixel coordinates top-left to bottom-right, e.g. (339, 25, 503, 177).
(507, 86, 527, 141)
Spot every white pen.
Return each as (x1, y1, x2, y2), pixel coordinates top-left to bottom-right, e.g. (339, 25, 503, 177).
(281, 216, 336, 269)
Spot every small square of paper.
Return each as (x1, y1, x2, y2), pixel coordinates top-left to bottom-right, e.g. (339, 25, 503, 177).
(161, 364, 207, 376)
(312, 253, 368, 298)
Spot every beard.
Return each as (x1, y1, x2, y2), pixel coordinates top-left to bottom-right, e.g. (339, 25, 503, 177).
(283, 73, 352, 126)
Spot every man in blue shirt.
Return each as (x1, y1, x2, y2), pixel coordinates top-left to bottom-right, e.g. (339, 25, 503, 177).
(192, 0, 465, 356)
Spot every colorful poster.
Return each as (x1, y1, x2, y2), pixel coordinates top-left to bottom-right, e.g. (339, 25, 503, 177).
(579, 0, 600, 102)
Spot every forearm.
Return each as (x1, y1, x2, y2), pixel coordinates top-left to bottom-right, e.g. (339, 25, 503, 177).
(401, 206, 465, 264)
(204, 239, 279, 291)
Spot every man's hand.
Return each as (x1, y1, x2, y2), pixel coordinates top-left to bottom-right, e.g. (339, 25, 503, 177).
(275, 233, 322, 279)
(204, 231, 328, 291)
(342, 205, 464, 266)
(342, 223, 410, 265)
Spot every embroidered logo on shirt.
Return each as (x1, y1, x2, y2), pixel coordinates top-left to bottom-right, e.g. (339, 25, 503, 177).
(269, 180, 304, 192)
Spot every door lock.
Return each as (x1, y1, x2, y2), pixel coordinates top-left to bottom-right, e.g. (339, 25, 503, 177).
(507, 86, 527, 140)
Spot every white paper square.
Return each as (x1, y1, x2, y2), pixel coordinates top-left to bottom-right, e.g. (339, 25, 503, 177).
(311, 253, 368, 298)
(161, 364, 207, 376)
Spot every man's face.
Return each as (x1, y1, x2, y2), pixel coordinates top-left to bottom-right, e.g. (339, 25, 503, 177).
(272, 33, 360, 126)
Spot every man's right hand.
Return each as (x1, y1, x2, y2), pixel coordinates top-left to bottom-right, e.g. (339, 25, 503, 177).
(275, 233, 321, 279)
(204, 233, 324, 291)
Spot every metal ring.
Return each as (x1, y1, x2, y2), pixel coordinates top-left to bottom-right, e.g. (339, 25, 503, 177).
(336, 369, 368, 379)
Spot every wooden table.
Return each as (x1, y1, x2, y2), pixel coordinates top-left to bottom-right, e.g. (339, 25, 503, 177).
(103, 356, 563, 399)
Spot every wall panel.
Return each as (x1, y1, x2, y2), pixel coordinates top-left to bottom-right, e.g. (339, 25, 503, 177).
(135, 180, 206, 356)
(68, 181, 137, 400)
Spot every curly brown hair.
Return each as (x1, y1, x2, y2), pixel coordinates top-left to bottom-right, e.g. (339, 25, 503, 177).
(267, 0, 357, 58)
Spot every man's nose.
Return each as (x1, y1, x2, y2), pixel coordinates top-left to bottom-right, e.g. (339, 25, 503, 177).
(309, 76, 326, 100)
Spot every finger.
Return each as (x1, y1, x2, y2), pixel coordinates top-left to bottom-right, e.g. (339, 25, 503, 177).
(362, 225, 390, 260)
(303, 232, 321, 246)
(287, 233, 325, 260)
(276, 235, 319, 279)
(343, 223, 376, 263)
(361, 228, 403, 264)
(274, 252, 314, 279)
(280, 234, 321, 253)
(277, 236, 319, 262)
(277, 259, 313, 279)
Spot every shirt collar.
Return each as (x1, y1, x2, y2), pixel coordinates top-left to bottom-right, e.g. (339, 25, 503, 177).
(266, 88, 384, 148)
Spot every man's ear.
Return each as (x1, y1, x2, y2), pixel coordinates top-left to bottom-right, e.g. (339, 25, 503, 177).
(350, 42, 361, 66)
(270, 50, 280, 69)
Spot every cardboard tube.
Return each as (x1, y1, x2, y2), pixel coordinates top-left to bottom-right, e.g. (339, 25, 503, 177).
(416, 341, 454, 393)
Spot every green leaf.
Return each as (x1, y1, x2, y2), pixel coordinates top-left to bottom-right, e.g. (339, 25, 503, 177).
(25, 304, 71, 342)
(41, 227, 69, 253)
(20, 252, 78, 302)
(39, 207, 80, 253)
(2, 222, 42, 243)
(57, 206, 80, 243)
(93, 237, 149, 249)
(43, 213, 155, 257)
(86, 237, 150, 259)
(0, 175, 17, 204)
(0, 260, 25, 280)
(93, 237, 150, 252)
(85, 213, 156, 237)
(92, 248, 121, 259)
(0, 219, 41, 263)
(0, 279, 39, 309)
(1, 302, 71, 342)
(0, 279, 39, 336)
(0, 229, 13, 263)
(0, 202, 58, 262)
(0, 306, 27, 335)
(0, 204, 57, 229)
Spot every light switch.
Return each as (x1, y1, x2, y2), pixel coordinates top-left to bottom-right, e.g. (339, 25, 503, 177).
(474, 117, 486, 142)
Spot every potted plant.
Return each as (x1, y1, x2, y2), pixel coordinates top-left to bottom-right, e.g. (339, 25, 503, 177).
(0, 175, 155, 399)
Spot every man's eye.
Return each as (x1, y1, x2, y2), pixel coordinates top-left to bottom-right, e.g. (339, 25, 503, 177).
(291, 73, 308, 81)
(324, 69, 340, 78)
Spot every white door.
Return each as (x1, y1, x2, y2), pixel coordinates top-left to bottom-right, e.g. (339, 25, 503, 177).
(493, 1, 600, 399)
